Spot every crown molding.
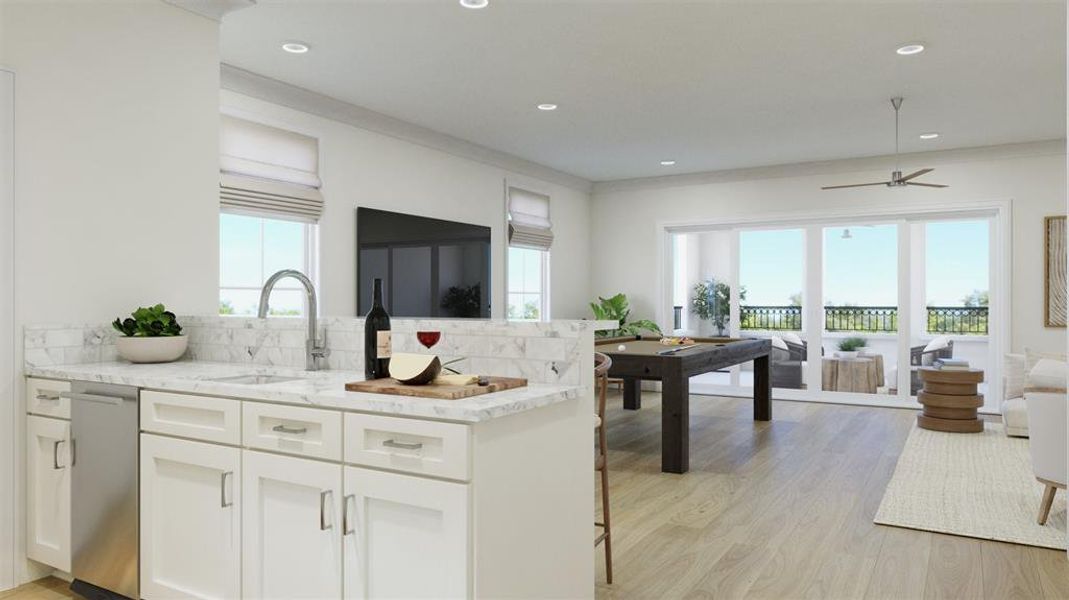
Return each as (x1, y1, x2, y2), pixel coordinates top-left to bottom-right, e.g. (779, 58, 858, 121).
(163, 0, 255, 22)
(220, 64, 593, 193)
(592, 139, 1066, 195)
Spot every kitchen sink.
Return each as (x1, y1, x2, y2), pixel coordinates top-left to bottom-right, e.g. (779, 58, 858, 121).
(206, 374, 305, 385)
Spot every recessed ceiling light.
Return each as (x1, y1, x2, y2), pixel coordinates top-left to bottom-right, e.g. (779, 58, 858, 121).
(459, 0, 489, 8)
(660, 160, 677, 166)
(896, 43, 925, 56)
(537, 103, 558, 111)
(919, 132, 940, 140)
(281, 42, 310, 54)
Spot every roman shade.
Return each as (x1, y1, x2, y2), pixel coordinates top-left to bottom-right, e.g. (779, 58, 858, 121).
(507, 187, 553, 250)
(219, 115, 324, 222)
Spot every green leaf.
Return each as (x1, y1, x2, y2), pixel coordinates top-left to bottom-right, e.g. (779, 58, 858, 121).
(116, 303, 182, 338)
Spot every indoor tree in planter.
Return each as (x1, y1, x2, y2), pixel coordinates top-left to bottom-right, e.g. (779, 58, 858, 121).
(691, 280, 745, 336)
(590, 293, 661, 338)
(112, 303, 188, 363)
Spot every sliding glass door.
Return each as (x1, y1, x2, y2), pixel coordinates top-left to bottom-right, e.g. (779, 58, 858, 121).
(821, 223, 900, 401)
(667, 208, 1001, 410)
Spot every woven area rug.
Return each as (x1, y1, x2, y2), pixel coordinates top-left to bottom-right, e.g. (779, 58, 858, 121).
(875, 422, 1067, 550)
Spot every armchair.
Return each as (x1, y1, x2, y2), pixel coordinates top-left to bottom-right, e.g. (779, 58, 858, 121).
(888, 339, 954, 395)
(770, 339, 811, 389)
(1025, 388, 1066, 524)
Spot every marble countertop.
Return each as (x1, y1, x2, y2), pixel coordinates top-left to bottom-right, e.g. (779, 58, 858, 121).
(24, 361, 581, 423)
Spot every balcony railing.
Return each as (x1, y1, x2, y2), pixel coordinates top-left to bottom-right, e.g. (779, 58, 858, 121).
(738, 305, 988, 335)
(927, 306, 989, 335)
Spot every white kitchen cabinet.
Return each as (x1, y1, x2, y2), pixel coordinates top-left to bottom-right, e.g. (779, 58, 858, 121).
(243, 450, 343, 600)
(140, 434, 241, 600)
(343, 466, 469, 600)
(25, 415, 70, 572)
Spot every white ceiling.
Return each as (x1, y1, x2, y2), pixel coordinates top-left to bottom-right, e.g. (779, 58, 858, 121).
(220, 1, 1066, 182)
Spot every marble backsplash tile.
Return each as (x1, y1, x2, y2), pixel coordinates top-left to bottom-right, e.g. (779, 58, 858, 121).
(25, 316, 605, 387)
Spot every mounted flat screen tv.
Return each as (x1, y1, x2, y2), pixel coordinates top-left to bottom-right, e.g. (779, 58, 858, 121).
(357, 207, 491, 318)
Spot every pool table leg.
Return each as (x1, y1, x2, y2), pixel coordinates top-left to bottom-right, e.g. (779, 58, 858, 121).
(754, 354, 772, 421)
(661, 363, 689, 474)
(622, 377, 642, 410)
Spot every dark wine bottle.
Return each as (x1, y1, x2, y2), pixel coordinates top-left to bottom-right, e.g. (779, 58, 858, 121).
(364, 278, 391, 379)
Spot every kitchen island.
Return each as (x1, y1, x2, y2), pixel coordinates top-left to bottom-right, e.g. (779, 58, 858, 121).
(24, 360, 593, 599)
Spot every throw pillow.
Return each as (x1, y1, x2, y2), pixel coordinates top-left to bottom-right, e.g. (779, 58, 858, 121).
(1003, 353, 1026, 399)
(781, 332, 803, 346)
(1025, 348, 1068, 374)
(923, 336, 950, 353)
(1025, 358, 1068, 393)
(770, 336, 789, 351)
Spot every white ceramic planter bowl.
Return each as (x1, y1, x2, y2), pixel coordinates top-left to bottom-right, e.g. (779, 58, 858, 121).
(116, 335, 188, 364)
(836, 350, 860, 360)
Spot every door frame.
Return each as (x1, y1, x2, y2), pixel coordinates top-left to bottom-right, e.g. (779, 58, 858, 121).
(656, 197, 1012, 412)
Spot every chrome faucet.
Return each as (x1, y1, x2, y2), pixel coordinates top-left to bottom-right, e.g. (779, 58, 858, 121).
(258, 269, 330, 371)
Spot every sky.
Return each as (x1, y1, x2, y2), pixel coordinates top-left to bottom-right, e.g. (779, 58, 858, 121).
(736, 220, 988, 306)
(219, 213, 307, 315)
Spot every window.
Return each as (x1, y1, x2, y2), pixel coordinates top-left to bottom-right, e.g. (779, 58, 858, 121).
(217, 114, 323, 316)
(507, 246, 548, 320)
(506, 186, 552, 321)
(219, 213, 316, 316)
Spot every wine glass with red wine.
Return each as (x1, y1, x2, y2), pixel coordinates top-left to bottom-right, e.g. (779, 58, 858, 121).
(417, 330, 441, 350)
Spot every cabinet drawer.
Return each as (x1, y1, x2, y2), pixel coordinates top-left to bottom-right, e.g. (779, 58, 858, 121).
(140, 390, 241, 445)
(243, 403, 342, 461)
(344, 414, 471, 481)
(26, 378, 70, 419)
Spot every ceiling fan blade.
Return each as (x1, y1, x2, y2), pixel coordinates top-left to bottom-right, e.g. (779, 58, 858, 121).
(821, 181, 890, 190)
(899, 168, 934, 182)
(905, 181, 949, 188)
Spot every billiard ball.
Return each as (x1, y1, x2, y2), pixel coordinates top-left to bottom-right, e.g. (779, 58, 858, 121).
(617, 344, 626, 351)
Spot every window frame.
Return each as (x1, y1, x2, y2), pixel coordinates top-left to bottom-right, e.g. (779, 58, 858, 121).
(506, 245, 550, 322)
(219, 211, 319, 316)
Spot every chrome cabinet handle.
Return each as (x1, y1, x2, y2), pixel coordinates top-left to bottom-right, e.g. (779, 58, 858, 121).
(60, 391, 123, 406)
(343, 494, 355, 536)
(52, 440, 65, 470)
(382, 439, 423, 451)
(36, 392, 61, 401)
(320, 490, 333, 531)
(272, 424, 307, 435)
(220, 471, 233, 508)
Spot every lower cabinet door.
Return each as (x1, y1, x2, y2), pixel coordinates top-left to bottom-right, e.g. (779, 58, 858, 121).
(243, 450, 343, 599)
(26, 415, 70, 572)
(343, 466, 470, 599)
(140, 434, 241, 600)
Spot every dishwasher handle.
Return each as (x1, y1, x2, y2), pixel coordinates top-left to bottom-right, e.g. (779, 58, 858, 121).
(60, 391, 125, 406)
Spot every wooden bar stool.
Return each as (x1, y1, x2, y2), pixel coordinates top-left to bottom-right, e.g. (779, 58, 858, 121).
(594, 352, 613, 584)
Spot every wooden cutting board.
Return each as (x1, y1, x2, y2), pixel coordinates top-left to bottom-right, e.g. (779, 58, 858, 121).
(345, 376, 528, 400)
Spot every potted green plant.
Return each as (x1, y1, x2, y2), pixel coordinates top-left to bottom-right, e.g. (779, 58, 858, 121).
(691, 280, 745, 336)
(836, 336, 867, 360)
(590, 293, 661, 338)
(112, 304, 187, 363)
(440, 283, 482, 318)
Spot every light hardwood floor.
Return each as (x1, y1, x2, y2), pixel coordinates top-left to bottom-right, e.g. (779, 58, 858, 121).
(595, 392, 1069, 599)
(6, 394, 1067, 600)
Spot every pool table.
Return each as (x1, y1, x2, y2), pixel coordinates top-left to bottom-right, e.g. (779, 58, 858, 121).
(595, 336, 772, 474)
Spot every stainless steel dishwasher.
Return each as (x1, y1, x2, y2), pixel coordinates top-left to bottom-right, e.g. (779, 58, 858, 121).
(62, 381, 139, 600)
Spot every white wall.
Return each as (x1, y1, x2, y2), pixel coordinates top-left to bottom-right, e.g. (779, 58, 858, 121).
(0, 0, 220, 586)
(2, 1, 221, 323)
(0, 68, 14, 592)
(220, 90, 593, 319)
(592, 142, 1067, 354)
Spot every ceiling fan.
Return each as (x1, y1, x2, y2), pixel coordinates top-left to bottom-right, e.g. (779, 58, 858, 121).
(822, 97, 948, 190)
